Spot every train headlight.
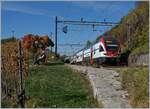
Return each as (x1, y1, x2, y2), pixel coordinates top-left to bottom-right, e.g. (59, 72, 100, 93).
(103, 53, 107, 55)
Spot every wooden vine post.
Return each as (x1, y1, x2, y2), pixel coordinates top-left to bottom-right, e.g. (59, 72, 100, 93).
(18, 40, 25, 108)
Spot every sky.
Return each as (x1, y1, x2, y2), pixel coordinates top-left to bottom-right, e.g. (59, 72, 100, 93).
(1, 1, 136, 55)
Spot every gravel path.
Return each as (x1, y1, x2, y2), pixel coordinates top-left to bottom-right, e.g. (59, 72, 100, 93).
(67, 65, 131, 108)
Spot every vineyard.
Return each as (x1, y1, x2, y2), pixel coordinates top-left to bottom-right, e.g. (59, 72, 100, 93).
(1, 35, 54, 107)
(1, 39, 29, 107)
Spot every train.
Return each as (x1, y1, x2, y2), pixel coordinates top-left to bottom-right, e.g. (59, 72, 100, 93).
(70, 35, 121, 66)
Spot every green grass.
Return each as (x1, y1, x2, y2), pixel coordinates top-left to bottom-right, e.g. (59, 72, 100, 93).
(25, 62, 98, 108)
(114, 67, 149, 108)
(1, 98, 18, 108)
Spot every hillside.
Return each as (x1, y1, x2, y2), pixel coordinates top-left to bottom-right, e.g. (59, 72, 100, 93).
(95, 1, 149, 65)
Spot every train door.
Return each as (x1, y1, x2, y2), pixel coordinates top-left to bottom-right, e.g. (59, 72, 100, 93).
(82, 50, 84, 65)
(90, 46, 94, 65)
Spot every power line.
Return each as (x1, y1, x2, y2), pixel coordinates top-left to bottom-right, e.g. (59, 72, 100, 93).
(55, 16, 119, 55)
(57, 20, 118, 25)
(58, 43, 85, 46)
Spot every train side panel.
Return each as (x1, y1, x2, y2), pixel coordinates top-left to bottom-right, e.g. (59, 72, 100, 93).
(72, 36, 121, 66)
(76, 51, 83, 64)
(83, 48, 90, 65)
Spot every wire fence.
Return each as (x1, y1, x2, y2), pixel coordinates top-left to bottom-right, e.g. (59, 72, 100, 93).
(1, 40, 29, 107)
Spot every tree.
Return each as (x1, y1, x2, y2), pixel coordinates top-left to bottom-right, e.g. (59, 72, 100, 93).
(86, 40, 92, 48)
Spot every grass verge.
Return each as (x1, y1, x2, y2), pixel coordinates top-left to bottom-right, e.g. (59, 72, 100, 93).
(25, 62, 98, 107)
(114, 67, 149, 108)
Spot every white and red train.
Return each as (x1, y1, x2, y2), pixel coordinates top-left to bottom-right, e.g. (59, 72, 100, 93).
(70, 35, 121, 66)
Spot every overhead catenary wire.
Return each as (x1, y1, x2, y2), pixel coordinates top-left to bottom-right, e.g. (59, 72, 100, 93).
(58, 43, 86, 46)
(55, 16, 119, 55)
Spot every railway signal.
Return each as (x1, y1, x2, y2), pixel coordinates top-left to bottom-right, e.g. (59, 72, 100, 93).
(62, 25, 68, 34)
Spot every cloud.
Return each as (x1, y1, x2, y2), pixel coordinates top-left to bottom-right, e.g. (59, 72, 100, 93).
(1, 3, 60, 19)
(71, 1, 113, 10)
(69, 1, 118, 19)
(3, 6, 49, 16)
(71, 1, 134, 16)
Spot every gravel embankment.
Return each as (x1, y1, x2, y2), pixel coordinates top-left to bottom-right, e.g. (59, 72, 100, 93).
(67, 65, 131, 108)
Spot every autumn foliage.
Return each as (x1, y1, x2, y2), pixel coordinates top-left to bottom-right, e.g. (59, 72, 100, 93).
(1, 34, 54, 102)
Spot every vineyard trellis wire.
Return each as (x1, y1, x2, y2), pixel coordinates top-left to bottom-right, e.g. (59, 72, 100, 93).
(1, 40, 29, 107)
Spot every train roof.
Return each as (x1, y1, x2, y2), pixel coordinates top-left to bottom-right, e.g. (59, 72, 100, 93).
(98, 35, 116, 40)
(73, 47, 85, 55)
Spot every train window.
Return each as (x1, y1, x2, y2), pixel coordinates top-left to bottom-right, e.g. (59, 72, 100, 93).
(94, 48, 95, 54)
(106, 46, 118, 51)
(99, 45, 104, 52)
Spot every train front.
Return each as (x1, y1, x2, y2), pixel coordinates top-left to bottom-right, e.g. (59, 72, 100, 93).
(101, 36, 120, 65)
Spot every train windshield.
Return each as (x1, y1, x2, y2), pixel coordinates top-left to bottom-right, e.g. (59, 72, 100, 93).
(106, 44, 118, 51)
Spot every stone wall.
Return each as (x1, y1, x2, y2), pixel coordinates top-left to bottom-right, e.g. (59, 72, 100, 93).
(129, 53, 149, 66)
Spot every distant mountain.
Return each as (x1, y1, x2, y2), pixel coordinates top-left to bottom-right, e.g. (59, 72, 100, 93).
(1, 37, 17, 44)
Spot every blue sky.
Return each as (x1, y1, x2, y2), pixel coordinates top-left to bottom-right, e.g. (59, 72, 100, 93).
(1, 1, 136, 55)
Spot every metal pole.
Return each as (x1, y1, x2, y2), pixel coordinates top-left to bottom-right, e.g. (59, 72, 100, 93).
(12, 30, 15, 39)
(57, 20, 118, 25)
(12, 30, 14, 36)
(55, 16, 58, 56)
(50, 32, 53, 53)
